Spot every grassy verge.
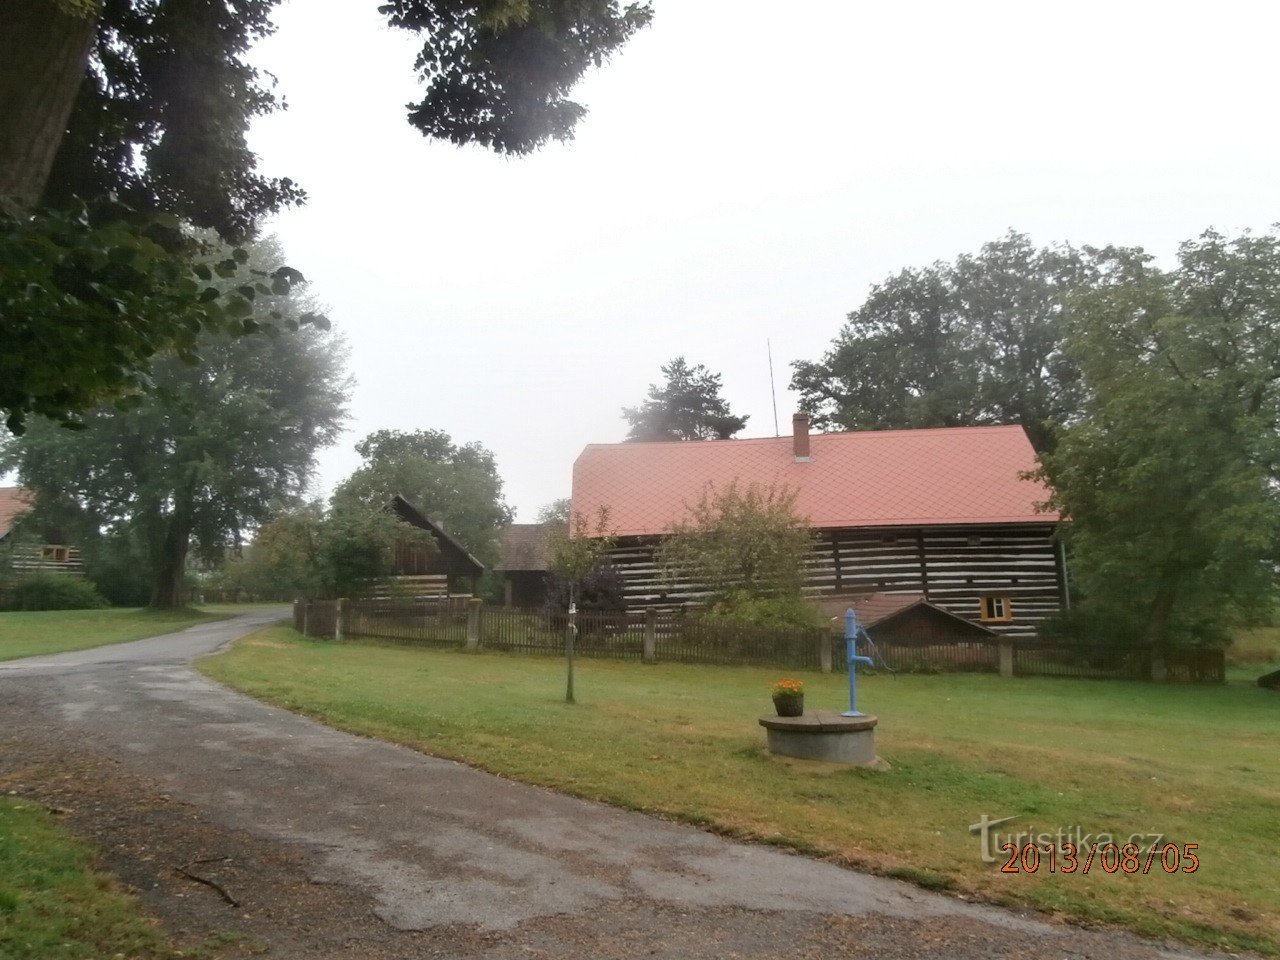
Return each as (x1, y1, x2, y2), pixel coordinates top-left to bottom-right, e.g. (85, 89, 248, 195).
(0, 609, 229, 660)
(202, 627, 1280, 955)
(0, 797, 170, 960)
(0, 607, 229, 662)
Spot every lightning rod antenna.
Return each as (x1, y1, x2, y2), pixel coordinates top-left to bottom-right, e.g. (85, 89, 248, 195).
(767, 338, 780, 437)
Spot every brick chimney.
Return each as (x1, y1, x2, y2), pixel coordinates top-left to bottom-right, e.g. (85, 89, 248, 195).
(792, 412, 811, 461)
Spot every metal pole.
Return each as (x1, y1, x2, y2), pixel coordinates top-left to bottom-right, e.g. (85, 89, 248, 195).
(842, 608, 874, 717)
(566, 598, 577, 704)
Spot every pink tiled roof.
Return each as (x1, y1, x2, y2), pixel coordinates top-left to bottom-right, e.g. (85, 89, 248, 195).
(571, 424, 1057, 538)
(0, 487, 33, 539)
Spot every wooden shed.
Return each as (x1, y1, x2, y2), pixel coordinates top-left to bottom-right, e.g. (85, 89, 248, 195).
(388, 495, 485, 597)
(497, 523, 556, 607)
(818, 592, 999, 644)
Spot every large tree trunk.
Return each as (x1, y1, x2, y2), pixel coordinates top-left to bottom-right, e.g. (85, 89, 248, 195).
(151, 504, 193, 610)
(1142, 579, 1179, 647)
(0, 0, 98, 211)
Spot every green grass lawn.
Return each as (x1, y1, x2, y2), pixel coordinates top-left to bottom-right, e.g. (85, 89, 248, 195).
(0, 798, 170, 960)
(202, 627, 1280, 955)
(0, 607, 224, 662)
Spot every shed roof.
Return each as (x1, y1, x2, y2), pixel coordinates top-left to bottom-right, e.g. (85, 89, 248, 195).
(499, 523, 557, 572)
(816, 591, 998, 638)
(571, 424, 1055, 538)
(390, 495, 486, 576)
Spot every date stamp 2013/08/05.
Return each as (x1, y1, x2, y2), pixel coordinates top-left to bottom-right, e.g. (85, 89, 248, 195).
(969, 815, 1199, 875)
(997, 840, 1199, 875)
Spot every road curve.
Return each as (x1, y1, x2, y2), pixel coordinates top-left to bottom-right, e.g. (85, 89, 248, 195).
(0, 611, 1235, 958)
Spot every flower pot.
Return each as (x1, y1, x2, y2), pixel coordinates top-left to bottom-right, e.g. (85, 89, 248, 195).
(772, 693, 804, 717)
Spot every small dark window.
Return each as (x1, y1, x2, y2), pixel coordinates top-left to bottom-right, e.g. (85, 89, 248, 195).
(980, 595, 1013, 622)
(968, 535, 982, 547)
(880, 535, 897, 546)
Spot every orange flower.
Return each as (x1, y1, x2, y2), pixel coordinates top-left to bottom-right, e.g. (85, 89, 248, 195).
(771, 678, 804, 696)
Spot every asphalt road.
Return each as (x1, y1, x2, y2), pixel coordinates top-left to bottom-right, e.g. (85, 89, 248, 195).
(0, 611, 1240, 958)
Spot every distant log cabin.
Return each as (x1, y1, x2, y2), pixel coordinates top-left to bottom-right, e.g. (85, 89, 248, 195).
(570, 417, 1066, 639)
(0, 487, 85, 575)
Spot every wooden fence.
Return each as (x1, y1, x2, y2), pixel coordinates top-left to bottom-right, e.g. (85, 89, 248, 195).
(292, 599, 1225, 683)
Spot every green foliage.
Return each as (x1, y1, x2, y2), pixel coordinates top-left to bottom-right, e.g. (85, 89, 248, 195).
(623, 357, 749, 441)
(1036, 230, 1280, 647)
(0, 203, 326, 433)
(545, 506, 622, 612)
(547, 506, 614, 583)
(47, 0, 302, 241)
(0, 572, 108, 612)
(657, 482, 815, 625)
(332, 429, 513, 569)
(791, 232, 1102, 452)
(384, 0, 653, 155)
(0, 236, 350, 608)
(697, 591, 823, 630)
(213, 499, 427, 601)
(79, 530, 153, 607)
(5, 1, 648, 431)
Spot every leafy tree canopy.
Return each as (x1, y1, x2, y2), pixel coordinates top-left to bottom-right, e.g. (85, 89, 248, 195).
(332, 428, 514, 568)
(0, 205, 325, 433)
(0, 236, 351, 608)
(1, 0, 649, 433)
(791, 232, 1111, 452)
(216, 499, 428, 601)
(657, 482, 818, 627)
(1036, 230, 1280, 646)
(384, 0, 653, 155)
(623, 357, 749, 441)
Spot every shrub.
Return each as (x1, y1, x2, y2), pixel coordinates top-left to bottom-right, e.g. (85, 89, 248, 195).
(701, 590, 823, 630)
(1, 573, 109, 611)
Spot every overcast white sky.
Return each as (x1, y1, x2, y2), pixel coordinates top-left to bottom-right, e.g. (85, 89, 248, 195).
(246, 0, 1280, 520)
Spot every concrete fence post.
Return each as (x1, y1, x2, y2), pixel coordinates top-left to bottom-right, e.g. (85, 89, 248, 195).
(466, 598, 482, 651)
(643, 608, 657, 664)
(998, 641, 1014, 678)
(334, 598, 344, 642)
(819, 632, 833, 674)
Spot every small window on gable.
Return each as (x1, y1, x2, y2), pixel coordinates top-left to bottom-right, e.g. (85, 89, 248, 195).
(42, 546, 68, 563)
(980, 595, 1013, 623)
(968, 535, 982, 547)
(880, 534, 897, 546)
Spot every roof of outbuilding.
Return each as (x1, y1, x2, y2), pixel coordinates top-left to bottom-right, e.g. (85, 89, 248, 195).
(0, 487, 33, 539)
(815, 591, 999, 637)
(499, 523, 558, 572)
(571, 424, 1057, 538)
(390, 495, 486, 575)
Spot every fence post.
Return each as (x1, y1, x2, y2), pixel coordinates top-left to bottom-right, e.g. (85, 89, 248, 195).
(465, 598, 482, 651)
(334, 598, 344, 642)
(818, 632, 833, 673)
(998, 640, 1014, 678)
(302, 600, 309, 637)
(643, 608, 657, 664)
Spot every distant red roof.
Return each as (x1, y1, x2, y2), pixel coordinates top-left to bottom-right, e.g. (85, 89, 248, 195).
(571, 425, 1056, 538)
(0, 487, 33, 539)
